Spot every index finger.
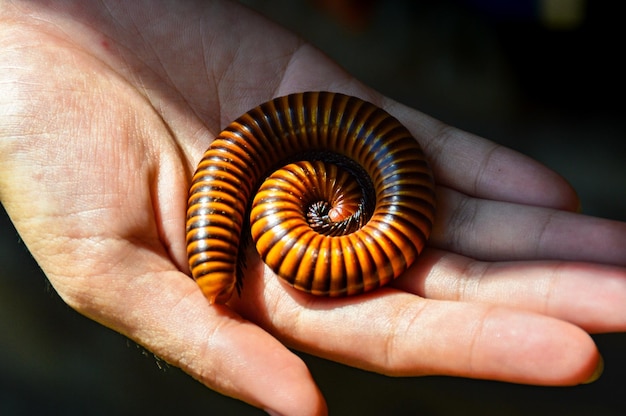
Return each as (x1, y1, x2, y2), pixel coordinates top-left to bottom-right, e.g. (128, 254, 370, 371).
(230, 257, 602, 386)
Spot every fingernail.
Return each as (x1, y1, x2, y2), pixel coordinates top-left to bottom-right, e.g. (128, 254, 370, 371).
(582, 354, 604, 384)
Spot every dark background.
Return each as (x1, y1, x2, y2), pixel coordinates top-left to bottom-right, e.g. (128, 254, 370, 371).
(1, 0, 625, 414)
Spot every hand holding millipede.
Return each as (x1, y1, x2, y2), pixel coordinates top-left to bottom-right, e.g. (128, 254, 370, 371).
(2, 1, 626, 415)
(186, 92, 436, 303)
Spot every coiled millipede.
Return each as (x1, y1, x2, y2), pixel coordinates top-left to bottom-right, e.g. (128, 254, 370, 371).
(186, 92, 436, 304)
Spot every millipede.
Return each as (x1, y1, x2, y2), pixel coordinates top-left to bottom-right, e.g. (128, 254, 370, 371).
(185, 91, 436, 304)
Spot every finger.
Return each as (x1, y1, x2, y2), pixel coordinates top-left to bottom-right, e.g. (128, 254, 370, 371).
(383, 101, 579, 210)
(233, 263, 601, 386)
(431, 186, 626, 266)
(53, 268, 327, 416)
(393, 249, 626, 333)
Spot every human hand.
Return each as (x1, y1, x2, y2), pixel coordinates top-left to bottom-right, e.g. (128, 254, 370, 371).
(1, 1, 625, 415)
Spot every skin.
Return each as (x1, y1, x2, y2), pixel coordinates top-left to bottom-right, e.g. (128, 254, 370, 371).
(1, 0, 625, 414)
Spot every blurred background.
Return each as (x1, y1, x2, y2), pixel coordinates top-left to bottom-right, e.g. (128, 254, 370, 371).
(1, 0, 625, 414)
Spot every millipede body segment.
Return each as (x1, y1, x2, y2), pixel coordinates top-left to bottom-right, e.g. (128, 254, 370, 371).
(186, 92, 436, 304)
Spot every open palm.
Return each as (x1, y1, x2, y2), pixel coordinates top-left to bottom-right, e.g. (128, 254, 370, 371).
(1, 1, 625, 415)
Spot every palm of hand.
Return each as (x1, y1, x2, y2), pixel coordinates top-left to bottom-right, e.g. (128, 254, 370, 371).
(1, 1, 625, 415)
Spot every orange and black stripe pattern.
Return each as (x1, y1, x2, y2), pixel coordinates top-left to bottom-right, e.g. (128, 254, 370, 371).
(186, 92, 436, 304)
